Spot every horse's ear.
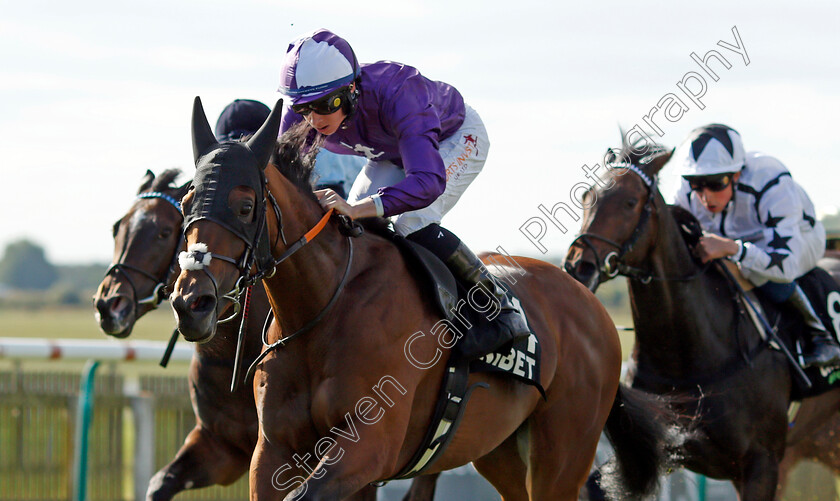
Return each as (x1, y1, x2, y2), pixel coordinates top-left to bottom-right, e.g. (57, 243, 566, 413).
(645, 147, 675, 177)
(176, 180, 192, 200)
(618, 124, 629, 150)
(180, 187, 195, 215)
(191, 96, 218, 164)
(138, 169, 155, 194)
(246, 99, 283, 170)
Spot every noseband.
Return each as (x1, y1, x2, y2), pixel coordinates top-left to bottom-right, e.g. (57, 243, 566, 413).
(105, 192, 184, 310)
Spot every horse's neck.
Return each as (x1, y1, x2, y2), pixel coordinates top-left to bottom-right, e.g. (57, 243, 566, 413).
(261, 169, 348, 332)
(629, 197, 736, 367)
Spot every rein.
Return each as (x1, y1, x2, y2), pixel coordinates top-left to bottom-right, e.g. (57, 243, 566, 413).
(243, 234, 354, 385)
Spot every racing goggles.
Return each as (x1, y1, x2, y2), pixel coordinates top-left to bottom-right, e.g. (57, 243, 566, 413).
(685, 173, 735, 192)
(292, 90, 345, 116)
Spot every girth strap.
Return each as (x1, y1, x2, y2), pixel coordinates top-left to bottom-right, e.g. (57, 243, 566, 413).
(373, 360, 488, 485)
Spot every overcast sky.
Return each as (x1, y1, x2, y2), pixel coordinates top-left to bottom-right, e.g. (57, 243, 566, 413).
(2, 0, 839, 264)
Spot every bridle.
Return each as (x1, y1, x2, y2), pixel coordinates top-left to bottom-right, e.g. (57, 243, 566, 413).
(566, 162, 660, 283)
(104, 191, 184, 311)
(179, 169, 358, 390)
(178, 184, 282, 324)
(178, 169, 355, 325)
(566, 160, 710, 284)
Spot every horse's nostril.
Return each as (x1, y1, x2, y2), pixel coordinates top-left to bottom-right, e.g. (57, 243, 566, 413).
(190, 295, 216, 313)
(569, 261, 598, 286)
(96, 296, 124, 317)
(110, 296, 125, 313)
(579, 261, 597, 276)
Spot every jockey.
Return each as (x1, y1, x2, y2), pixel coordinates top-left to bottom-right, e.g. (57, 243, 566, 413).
(276, 28, 530, 352)
(214, 99, 271, 141)
(672, 123, 840, 368)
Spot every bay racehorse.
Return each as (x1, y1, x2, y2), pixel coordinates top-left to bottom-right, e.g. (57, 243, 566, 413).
(170, 97, 679, 500)
(564, 136, 840, 500)
(94, 169, 419, 501)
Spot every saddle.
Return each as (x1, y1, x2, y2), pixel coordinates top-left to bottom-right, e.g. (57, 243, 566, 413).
(361, 222, 545, 484)
(753, 269, 840, 400)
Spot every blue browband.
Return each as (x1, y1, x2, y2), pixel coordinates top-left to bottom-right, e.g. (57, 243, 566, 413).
(609, 162, 654, 188)
(137, 192, 183, 213)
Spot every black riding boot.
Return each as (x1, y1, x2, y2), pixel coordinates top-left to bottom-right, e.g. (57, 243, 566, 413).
(787, 284, 840, 368)
(445, 242, 531, 350)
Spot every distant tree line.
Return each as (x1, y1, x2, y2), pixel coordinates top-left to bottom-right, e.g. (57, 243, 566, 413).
(0, 239, 107, 308)
(0, 240, 58, 290)
(0, 239, 632, 312)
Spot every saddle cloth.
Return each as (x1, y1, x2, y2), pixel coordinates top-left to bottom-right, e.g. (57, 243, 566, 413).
(755, 267, 840, 400)
(393, 234, 544, 393)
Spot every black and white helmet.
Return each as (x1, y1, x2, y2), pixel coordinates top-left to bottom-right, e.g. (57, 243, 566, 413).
(677, 124, 745, 177)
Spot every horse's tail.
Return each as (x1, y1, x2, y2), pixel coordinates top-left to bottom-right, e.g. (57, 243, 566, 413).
(597, 384, 684, 500)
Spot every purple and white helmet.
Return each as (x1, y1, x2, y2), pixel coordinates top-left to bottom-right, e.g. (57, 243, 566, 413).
(278, 29, 360, 105)
(678, 123, 746, 177)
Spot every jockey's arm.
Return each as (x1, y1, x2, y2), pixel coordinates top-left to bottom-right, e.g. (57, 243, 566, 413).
(373, 133, 446, 218)
(734, 176, 820, 284)
(695, 233, 740, 262)
(374, 88, 447, 217)
(315, 189, 379, 219)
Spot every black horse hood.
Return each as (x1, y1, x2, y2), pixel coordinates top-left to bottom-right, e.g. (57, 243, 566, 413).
(185, 142, 266, 245)
(185, 96, 283, 245)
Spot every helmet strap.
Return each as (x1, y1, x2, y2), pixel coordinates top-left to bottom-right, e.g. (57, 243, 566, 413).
(340, 81, 361, 129)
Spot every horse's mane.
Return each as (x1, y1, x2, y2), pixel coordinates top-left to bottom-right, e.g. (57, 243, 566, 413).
(149, 169, 184, 193)
(271, 121, 321, 203)
(668, 204, 703, 252)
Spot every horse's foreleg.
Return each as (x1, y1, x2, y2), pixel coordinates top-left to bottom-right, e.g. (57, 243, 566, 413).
(146, 426, 249, 501)
(251, 432, 298, 501)
(276, 417, 409, 501)
(736, 451, 781, 501)
(401, 474, 440, 501)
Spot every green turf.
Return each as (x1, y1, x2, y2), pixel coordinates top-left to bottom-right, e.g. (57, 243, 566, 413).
(0, 306, 178, 341)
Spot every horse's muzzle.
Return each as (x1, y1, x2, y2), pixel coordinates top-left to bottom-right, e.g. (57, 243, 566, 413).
(565, 259, 601, 293)
(93, 294, 135, 338)
(170, 290, 218, 343)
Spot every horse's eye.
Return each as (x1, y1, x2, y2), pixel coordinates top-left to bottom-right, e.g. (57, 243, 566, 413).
(625, 198, 637, 210)
(158, 227, 173, 240)
(239, 202, 254, 217)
